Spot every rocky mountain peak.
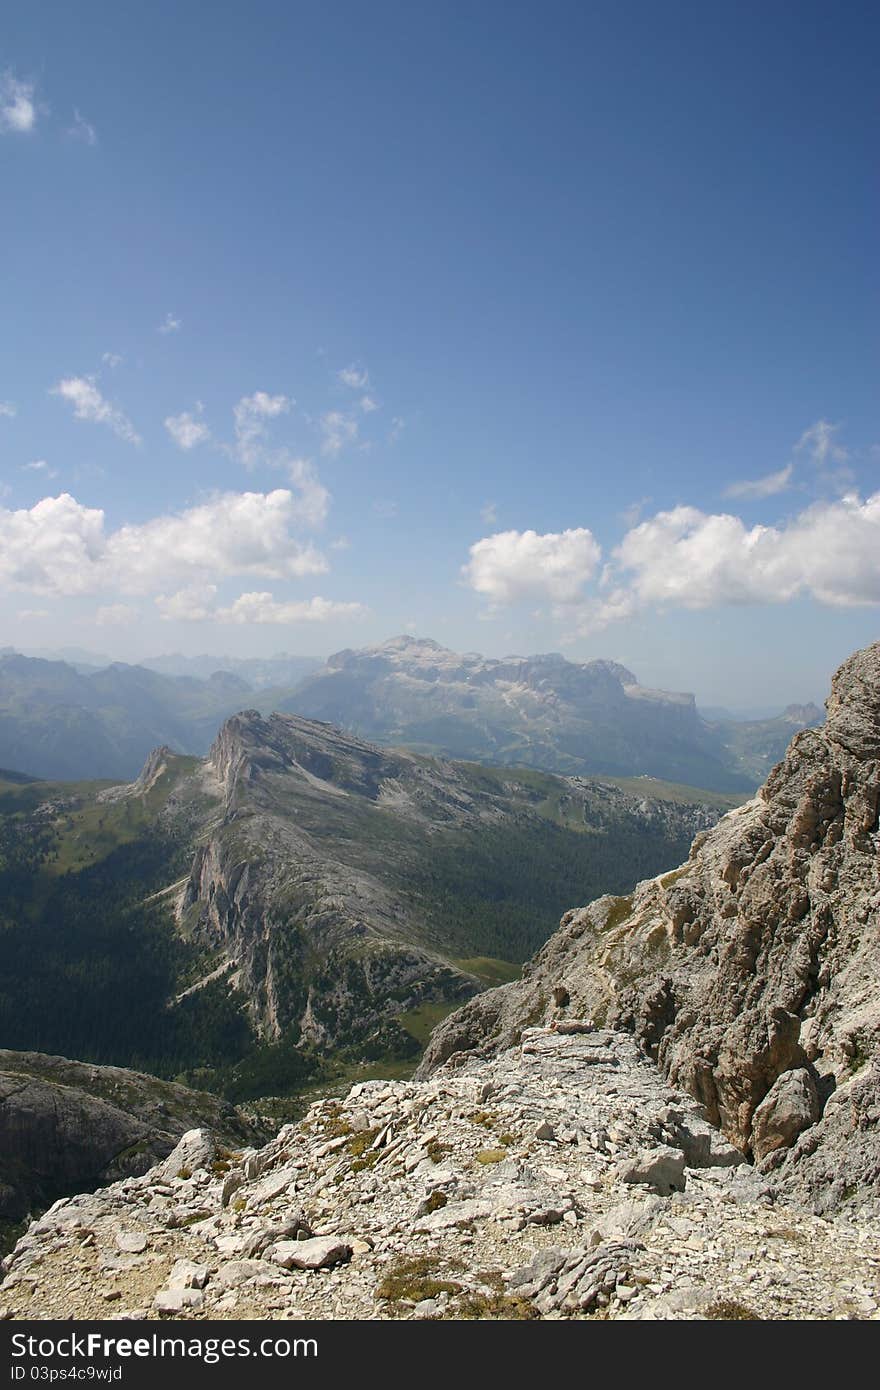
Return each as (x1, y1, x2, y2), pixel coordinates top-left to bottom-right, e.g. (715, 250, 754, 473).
(822, 641, 880, 759)
(420, 641, 880, 1215)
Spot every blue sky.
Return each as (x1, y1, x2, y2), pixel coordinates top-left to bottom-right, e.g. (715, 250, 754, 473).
(0, 1, 877, 707)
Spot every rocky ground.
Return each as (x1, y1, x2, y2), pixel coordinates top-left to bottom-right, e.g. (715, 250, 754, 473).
(3, 1025, 878, 1322)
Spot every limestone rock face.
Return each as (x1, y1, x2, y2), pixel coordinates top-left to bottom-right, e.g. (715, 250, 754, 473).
(419, 643, 880, 1211)
(0, 1051, 261, 1221)
(751, 1069, 820, 1163)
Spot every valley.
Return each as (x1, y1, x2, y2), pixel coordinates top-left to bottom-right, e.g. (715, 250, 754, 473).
(0, 712, 735, 1105)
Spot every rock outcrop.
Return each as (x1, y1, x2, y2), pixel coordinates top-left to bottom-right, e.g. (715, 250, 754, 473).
(419, 642, 880, 1214)
(0, 1051, 263, 1224)
(176, 709, 723, 1055)
(281, 635, 754, 792)
(2, 1027, 878, 1321)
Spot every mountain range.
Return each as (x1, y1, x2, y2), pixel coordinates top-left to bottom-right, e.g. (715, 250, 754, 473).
(279, 636, 822, 792)
(0, 638, 823, 790)
(2, 642, 877, 1320)
(0, 712, 735, 1097)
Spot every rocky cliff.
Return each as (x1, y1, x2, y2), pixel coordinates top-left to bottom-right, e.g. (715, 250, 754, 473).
(419, 642, 880, 1215)
(175, 710, 725, 1059)
(0, 1051, 263, 1226)
(281, 635, 753, 791)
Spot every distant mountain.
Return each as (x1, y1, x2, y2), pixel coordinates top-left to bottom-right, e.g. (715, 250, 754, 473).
(0, 716, 739, 1093)
(140, 651, 322, 689)
(0, 654, 256, 780)
(420, 640, 880, 1215)
(280, 636, 757, 792)
(708, 702, 825, 784)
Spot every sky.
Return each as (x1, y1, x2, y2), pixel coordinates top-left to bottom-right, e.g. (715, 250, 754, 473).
(0, 1, 877, 708)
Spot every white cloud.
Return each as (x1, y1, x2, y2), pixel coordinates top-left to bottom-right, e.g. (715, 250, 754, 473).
(388, 417, 405, 443)
(0, 402, 16, 418)
(320, 411, 358, 456)
(52, 376, 141, 445)
(330, 535, 350, 550)
(67, 109, 97, 145)
(724, 463, 794, 499)
(359, 395, 379, 413)
(233, 391, 292, 467)
(575, 492, 880, 632)
(338, 364, 369, 390)
(796, 419, 848, 466)
(464, 528, 602, 605)
(285, 456, 329, 527)
(0, 489, 328, 598)
(95, 603, 138, 626)
(158, 312, 181, 335)
(215, 592, 367, 625)
(0, 73, 38, 133)
(165, 407, 210, 450)
(17, 608, 49, 620)
(22, 460, 58, 479)
(156, 587, 365, 625)
(480, 501, 499, 525)
(101, 352, 123, 369)
(155, 585, 218, 622)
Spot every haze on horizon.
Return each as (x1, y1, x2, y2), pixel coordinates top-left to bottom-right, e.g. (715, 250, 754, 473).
(1, 2, 877, 711)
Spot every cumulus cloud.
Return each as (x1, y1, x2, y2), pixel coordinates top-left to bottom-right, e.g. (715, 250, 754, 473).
(724, 463, 794, 499)
(0, 73, 38, 133)
(0, 402, 16, 418)
(577, 493, 880, 631)
(101, 352, 123, 369)
(0, 489, 328, 598)
(214, 592, 367, 625)
(155, 585, 218, 622)
(165, 407, 210, 450)
(52, 376, 141, 444)
(285, 456, 329, 527)
(155, 587, 365, 625)
(158, 312, 181, 334)
(463, 528, 602, 605)
(67, 109, 97, 145)
(320, 411, 358, 456)
(360, 395, 379, 413)
(338, 364, 369, 390)
(233, 391, 291, 467)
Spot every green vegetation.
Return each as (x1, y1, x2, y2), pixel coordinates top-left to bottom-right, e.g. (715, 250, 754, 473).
(397, 1000, 458, 1046)
(376, 1255, 463, 1305)
(598, 776, 747, 811)
(400, 815, 691, 961)
(451, 1291, 538, 1320)
(705, 1300, 762, 1320)
(453, 956, 521, 986)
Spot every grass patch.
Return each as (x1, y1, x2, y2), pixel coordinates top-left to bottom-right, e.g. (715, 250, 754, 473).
(705, 1300, 762, 1320)
(376, 1255, 463, 1304)
(397, 1001, 458, 1047)
(453, 957, 521, 987)
(451, 1292, 538, 1320)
